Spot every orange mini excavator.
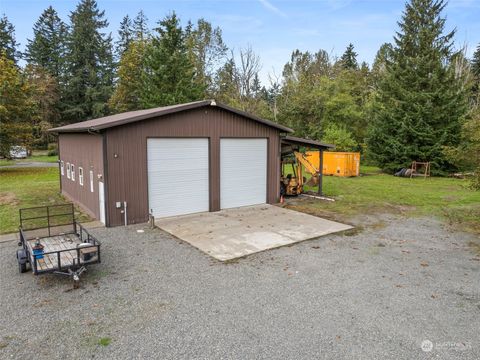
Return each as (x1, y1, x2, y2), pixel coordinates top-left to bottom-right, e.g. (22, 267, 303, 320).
(281, 151, 320, 196)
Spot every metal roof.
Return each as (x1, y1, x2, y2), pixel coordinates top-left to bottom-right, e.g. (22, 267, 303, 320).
(281, 135, 334, 149)
(49, 100, 293, 133)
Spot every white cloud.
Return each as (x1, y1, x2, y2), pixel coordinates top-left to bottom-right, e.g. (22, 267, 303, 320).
(258, 0, 287, 18)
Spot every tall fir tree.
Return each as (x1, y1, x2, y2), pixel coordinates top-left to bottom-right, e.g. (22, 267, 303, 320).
(340, 43, 358, 70)
(116, 15, 134, 57)
(472, 43, 480, 100)
(472, 43, 480, 78)
(63, 0, 114, 122)
(24, 6, 68, 79)
(133, 10, 150, 41)
(140, 13, 203, 107)
(0, 14, 19, 63)
(214, 57, 240, 106)
(367, 0, 469, 174)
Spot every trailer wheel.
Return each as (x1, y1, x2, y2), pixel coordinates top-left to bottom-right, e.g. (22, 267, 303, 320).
(18, 261, 27, 273)
(16, 249, 28, 273)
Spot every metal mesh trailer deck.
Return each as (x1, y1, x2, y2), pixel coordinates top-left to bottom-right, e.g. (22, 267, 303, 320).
(17, 204, 101, 286)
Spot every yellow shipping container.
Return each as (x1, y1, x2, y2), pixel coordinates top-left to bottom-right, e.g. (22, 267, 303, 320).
(306, 151, 360, 177)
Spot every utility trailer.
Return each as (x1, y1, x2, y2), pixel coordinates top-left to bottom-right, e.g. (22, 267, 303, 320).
(16, 204, 101, 287)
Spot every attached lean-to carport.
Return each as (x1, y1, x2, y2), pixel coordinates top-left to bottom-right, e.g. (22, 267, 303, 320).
(280, 135, 334, 196)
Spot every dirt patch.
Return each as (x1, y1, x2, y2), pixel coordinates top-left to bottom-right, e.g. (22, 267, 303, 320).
(283, 203, 346, 223)
(382, 203, 416, 214)
(468, 241, 480, 257)
(343, 227, 363, 236)
(0, 192, 18, 206)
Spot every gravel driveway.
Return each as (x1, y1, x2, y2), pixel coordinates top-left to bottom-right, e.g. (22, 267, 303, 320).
(0, 215, 479, 359)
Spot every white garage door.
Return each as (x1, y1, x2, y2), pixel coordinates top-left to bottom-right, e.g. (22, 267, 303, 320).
(147, 138, 209, 218)
(220, 138, 267, 209)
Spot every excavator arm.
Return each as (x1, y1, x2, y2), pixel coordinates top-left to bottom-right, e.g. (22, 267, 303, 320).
(294, 151, 320, 186)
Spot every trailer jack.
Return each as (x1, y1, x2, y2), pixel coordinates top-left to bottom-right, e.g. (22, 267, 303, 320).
(55, 266, 87, 289)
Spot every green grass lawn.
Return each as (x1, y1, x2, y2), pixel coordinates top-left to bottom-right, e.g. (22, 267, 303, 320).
(1, 164, 479, 235)
(285, 165, 480, 234)
(0, 167, 89, 234)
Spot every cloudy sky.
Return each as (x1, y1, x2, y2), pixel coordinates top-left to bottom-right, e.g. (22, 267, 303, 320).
(2, 0, 479, 82)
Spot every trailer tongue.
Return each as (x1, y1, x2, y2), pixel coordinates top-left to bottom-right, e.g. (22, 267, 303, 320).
(16, 204, 101, 288)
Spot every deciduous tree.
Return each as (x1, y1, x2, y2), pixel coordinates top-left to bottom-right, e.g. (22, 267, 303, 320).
(109, 40, 147, 112)
(0, 53, 34, 157)
(186, 19, 227, 95)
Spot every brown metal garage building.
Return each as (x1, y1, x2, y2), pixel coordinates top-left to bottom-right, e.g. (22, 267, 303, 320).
(49, 100, 295, 227)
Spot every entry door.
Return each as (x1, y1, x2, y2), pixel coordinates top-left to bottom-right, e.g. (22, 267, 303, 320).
(220, 138, 267, 209)
(147, 138, 209, 218)
(98, 181, 105, 224)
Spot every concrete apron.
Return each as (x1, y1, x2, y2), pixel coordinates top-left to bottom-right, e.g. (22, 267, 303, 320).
(156, 204, 353, 261)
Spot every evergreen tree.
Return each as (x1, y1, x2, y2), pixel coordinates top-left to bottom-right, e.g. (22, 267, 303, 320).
(24, 6, 68, 79)
(214, 57, 240, 106)
(472, 43, 480, 78)
(472, 43, 480, 99)
(340, 43, 358, 70)
(116, 15, 134, 57)
(371, 43, 393, 85)
(63, 0, 114, 122)
(133, 10, 150, 41)
(0, 14, 19, 62)
(367, 0, 468, 174)
(140, 13, 203, 107)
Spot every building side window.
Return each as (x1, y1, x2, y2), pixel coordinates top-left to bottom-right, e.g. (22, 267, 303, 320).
(71, 164, 75, 182)
(79, 167, 84, 186)
(90, 170, 94, 193)
(66, 163, 71, 179)
(60, 161, 64, 176)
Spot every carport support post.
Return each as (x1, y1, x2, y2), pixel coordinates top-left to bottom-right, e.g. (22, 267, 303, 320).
(318, 149, 323, 196)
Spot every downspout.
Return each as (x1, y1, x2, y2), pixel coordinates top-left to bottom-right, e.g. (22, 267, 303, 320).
(124, 201, 127, 226)
(101, 131, 110, 227)
(57, 135, 62, 193)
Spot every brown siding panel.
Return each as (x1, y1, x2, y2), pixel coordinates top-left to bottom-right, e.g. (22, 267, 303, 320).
(105, 106, 281, 227)
(58, 133, 104, 219)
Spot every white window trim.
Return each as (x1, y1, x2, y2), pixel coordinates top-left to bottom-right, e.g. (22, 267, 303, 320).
(66, 162, 71, 179)
(60, 161, 64, 176)
(71, 164, 75, 182)
(79, 167, 84, 186)
(89, 170, 94, 193)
